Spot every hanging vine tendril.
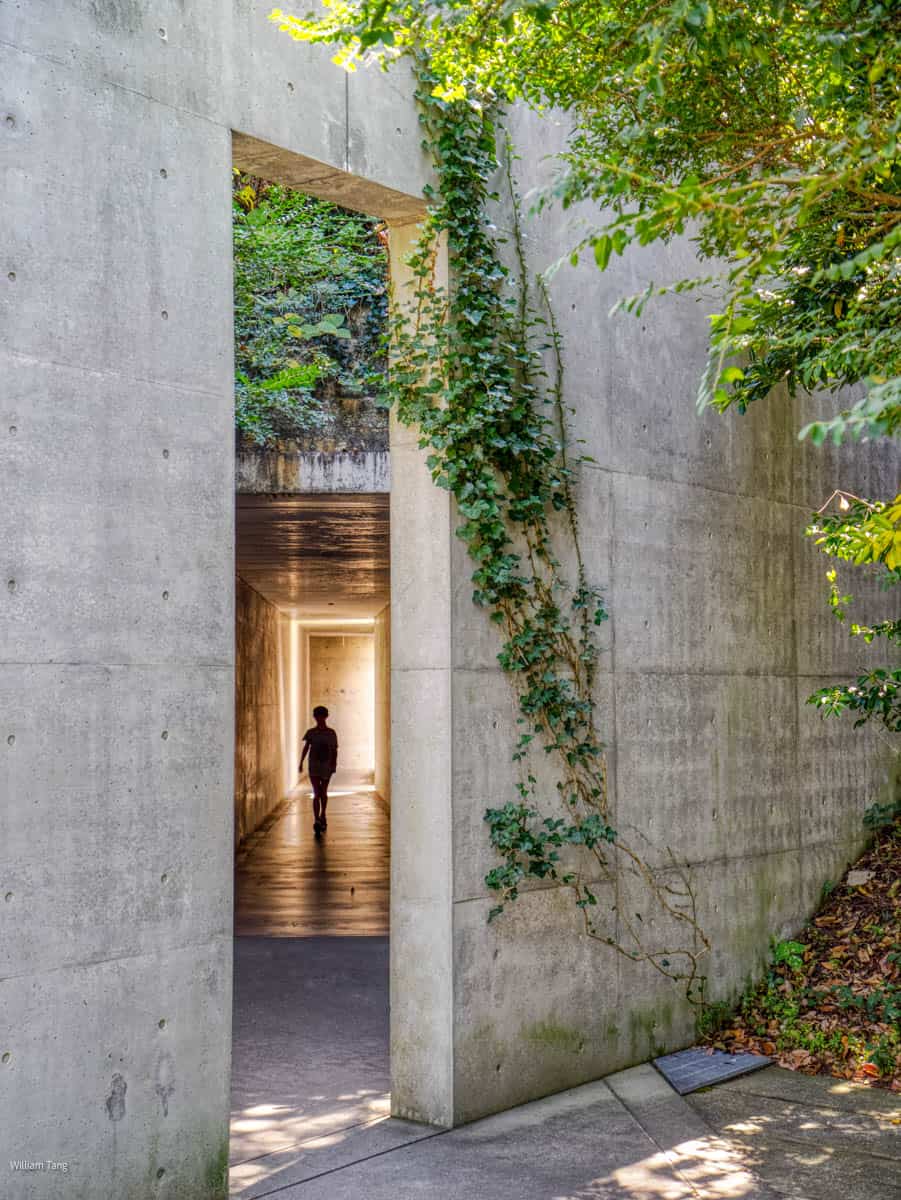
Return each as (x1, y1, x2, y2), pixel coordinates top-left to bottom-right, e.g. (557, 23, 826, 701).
(269, 6, 710, 998)
(381, 68, 710, 996)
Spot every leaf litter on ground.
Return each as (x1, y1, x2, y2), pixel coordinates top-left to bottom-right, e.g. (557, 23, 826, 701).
(703, 814, 900, 1092)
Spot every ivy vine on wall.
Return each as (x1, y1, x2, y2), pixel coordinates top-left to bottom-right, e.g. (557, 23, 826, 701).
(271, 15, 710, 996)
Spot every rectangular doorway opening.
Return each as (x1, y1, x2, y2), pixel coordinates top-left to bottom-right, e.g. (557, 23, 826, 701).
(228, 167, 393, 1193)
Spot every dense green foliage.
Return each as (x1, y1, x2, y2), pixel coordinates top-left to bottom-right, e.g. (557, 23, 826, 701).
(233, 173, 387, 443)
(271, 1, 900, 431)
(805, 492, 901, 730)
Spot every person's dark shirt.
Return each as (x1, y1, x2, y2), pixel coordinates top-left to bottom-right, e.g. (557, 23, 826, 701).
(303, 727, 338, 777)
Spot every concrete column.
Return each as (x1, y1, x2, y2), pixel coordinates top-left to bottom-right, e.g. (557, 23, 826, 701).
(387, 222, 455, 1126)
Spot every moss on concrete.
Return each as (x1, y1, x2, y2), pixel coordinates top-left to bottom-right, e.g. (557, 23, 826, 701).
(523, 1022, 585, 1054)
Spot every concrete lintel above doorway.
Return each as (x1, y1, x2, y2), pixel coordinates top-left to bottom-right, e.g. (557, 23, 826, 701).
(233, 132, 428, 225)
(237, 448, 390, 495)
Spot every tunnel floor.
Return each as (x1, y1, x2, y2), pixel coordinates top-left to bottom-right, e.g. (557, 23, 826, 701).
(230, 773, 390, 1192)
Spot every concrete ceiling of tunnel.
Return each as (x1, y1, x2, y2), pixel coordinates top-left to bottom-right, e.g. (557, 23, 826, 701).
(236, 494, 390, 620)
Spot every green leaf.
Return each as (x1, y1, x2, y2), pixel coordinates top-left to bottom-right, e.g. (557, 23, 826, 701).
(593, 235, 612, 271)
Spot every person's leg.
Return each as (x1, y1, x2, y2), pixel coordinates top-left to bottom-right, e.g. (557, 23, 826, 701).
(319, 776, 329, 828)
(311, 778, 323, 828)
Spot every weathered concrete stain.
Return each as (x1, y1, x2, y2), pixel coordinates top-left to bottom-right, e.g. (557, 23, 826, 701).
(523, 1022, 585, 1055)
(155, 1052, 176, 1118)
(105, 1073, 127, 1122)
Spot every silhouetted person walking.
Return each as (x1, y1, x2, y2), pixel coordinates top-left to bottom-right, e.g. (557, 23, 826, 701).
(300, 705, 338, 836)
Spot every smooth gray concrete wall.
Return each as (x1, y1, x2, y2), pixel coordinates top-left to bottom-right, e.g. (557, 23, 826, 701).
(234, 577, 285, 846)
(443, 107, 898, 1123)
(1, 5, 429, 1197)
(374, 605, 391, 807)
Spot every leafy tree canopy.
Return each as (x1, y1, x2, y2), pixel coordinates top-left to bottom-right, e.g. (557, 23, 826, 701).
(272, 0, 901, 440)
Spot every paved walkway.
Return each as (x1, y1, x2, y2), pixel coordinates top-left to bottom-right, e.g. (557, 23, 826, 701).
(234, 773, 389, 937)
(230, 778, 901, 1198)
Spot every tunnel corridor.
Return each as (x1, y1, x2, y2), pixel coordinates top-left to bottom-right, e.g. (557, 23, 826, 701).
(230, 491, 391, 1195)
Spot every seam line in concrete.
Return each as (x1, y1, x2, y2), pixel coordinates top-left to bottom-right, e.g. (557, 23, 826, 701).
(0, 934, 230, 985)
(580, 458, 822, 513)
(724, 1125, 901, 1167)
(445, 666, 861, 680)
(0, 37, 229, 133)
(0, 345, 229, 403)
(230, 1114, 390, 1168)
(451, 839, 861, 905)
(0, 661, 234, 670)
(704, 1088, 901, 1128)
(243, 1127, 451, 1197)
(606, 1089, 711, 1200)
(344, 70, 350, 174)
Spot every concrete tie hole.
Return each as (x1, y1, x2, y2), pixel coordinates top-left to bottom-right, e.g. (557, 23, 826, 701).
(161, 310, 168, 320)
(160, 873, 168, 884)
(162, 448, 169, 459)
(4, 893, 12, 903)
(6, 735, 14, 746)
(7, 271, 15, 282)
(9, 426, 16, 436)
(4, 115, 14, 129)
(158, 1019, 167, 1030)
(159, 168, 167, 178)
(161, 730, 169, 741)
(7, 579, 16, 593)
(162, 590, 169, 601)
(156, 1168, 165, 1180)
(1, 1053, 10, 1065)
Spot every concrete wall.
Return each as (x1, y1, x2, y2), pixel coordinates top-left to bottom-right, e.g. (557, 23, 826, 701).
(1, 5, 428, 1197)
(436, 107, 899, 1124)
(234, 577, 288, 846)
(374, 605, 391, 806)
(4, 3, 898, 1189)
(307, 634, 375, 774)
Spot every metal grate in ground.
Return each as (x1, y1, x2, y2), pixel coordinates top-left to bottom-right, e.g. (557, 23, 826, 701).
(653, 1047, 773, 1095)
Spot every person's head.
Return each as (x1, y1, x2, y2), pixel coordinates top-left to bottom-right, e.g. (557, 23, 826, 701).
(312, 705, 329, 725)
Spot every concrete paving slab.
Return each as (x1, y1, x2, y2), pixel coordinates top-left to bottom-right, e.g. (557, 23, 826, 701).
(607, 1065, 779, 1199)
(699, 1063, 901, 1120)
(707, 1131, 901, 1200)
(690, 1066, 901, 1200)
(691, 1086, 901, 1158)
